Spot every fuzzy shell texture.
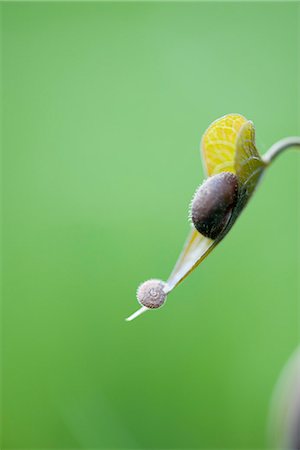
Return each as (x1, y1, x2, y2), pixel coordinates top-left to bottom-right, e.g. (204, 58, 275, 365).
(191, 172, 239, 240)
(137, 279, 167, 309)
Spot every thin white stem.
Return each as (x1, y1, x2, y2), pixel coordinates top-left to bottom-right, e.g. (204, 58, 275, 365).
(263, 137, 300, 165)
(125, 306, 148, 322)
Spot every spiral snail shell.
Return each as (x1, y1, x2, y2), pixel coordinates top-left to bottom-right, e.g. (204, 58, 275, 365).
(137, 279, 167, 309)
(190, 172, 239, 240)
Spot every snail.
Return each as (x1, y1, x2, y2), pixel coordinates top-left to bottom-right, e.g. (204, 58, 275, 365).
(190, 172, 239, 240)
(137, 279, 167, 309)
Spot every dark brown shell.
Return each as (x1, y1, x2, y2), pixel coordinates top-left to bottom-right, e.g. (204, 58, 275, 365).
(191, 172, 239, 240)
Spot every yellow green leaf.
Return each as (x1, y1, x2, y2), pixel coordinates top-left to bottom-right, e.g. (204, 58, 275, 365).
(234, 120, 266, 204)
(201, 114, 247, 176)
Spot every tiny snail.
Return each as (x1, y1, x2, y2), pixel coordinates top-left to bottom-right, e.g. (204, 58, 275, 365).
(137, 279, 168, 309)
(190, 171, 239, 240)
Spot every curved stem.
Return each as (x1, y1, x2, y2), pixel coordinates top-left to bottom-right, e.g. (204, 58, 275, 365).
(263, 137, 300, 165)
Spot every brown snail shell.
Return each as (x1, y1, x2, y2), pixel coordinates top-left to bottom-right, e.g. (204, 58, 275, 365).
(190, 172, 239, 240)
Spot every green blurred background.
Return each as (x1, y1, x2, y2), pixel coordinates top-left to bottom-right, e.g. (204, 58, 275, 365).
(1, 2, 299, 449)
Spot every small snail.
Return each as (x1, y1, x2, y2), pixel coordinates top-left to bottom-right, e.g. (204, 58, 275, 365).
(190, 172, 239, 239)
(137, 279, 167, 309)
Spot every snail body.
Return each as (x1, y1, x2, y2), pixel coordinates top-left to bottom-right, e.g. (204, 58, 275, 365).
(190, 172, 239, 239)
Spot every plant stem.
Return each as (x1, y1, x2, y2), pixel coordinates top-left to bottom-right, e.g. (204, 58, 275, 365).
(263, 137, 300, 165)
